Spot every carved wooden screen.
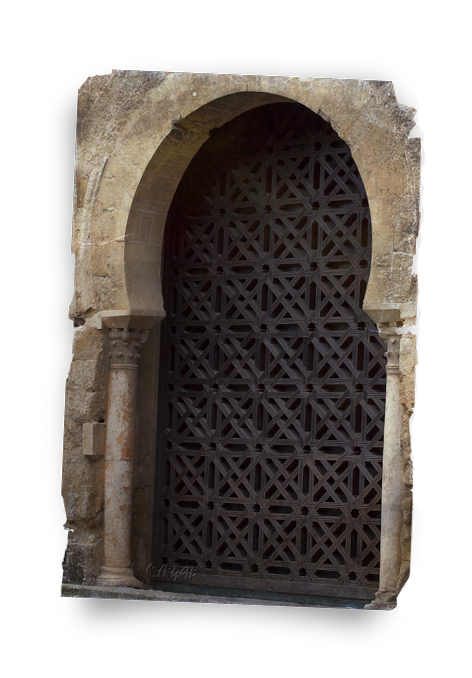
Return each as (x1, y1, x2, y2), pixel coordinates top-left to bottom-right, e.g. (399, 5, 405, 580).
(152, 103, 387, 603)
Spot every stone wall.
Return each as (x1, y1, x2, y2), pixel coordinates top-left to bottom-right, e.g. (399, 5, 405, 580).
(62, 327, 106, 584)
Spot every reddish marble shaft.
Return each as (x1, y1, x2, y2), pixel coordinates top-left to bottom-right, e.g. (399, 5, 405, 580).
(103, 366, 138, 569)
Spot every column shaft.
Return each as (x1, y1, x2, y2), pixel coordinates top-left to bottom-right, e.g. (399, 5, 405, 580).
(97, 329, 148, 588)
(365, 326, 406, 610)
(104, 367, 137, 568)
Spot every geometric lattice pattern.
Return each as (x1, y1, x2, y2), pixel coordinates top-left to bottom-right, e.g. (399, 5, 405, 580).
(153, 103, 386, 596)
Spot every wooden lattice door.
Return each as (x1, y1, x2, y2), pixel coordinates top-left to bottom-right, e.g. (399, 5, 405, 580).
(152, 103, 387, 604)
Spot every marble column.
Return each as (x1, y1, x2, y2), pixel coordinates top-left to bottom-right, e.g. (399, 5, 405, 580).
(96, 329, 149, 588)
(365, 324, 406, 610)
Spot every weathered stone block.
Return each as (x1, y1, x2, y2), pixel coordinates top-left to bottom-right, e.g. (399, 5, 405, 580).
(65, 388, 106, 424)
(71, 326, 104, 361)
(62, 537, 104, 586)
(82, 422, 106, 460)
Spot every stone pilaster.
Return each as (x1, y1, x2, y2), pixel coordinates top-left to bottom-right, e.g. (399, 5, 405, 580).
(365, 325, 406, 610)
(96, 329, 149, 588)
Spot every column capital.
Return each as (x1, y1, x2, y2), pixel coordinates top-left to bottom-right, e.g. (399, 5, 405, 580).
(379, 324, 401, 374)
(108, 328, 149, 370)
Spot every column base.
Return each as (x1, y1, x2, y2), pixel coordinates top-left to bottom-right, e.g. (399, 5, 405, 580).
(364, 590, 397, 610)
(96, 566, 144, 589)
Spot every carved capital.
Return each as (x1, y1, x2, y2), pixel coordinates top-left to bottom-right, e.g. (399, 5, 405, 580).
(379, 325, 401, 374)
(108, 328, 149, 369)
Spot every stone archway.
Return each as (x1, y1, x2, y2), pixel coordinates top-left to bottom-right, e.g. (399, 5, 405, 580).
(63, 72, 419, 610)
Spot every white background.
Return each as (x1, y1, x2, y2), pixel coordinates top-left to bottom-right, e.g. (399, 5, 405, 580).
(0, 1, 472, 678)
